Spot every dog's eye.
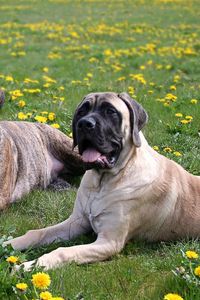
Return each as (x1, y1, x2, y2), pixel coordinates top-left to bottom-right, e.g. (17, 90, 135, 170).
(77, 109, 86, 117)
(106, 107, 117, 115)
(77, 102, 90, 117)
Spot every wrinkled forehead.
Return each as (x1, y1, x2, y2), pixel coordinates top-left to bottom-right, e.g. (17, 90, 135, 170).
(82, 92, 130, 115)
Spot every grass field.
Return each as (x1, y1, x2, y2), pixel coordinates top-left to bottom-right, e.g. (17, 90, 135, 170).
(0, 0, 200, 299)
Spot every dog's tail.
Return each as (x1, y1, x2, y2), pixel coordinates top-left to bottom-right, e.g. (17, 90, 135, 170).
(0, 89, 5, 108)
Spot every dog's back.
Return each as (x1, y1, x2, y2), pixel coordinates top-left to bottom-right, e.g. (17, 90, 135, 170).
(137, 141, 200, 241)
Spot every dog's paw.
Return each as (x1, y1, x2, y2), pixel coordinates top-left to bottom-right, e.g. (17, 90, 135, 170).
(2, 240, 10, 248)
(17, 260, 36, 272)
(35, 249, 64, 270)
(3, 237, 24, 250)
(36, 254, 55, 270)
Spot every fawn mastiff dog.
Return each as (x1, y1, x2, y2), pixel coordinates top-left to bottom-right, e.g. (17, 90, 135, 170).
(6, 92, 200, 270)
(0, 121, 84, 209)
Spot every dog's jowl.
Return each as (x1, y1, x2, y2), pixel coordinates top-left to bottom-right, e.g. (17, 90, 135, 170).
(6, 92, 200, 271)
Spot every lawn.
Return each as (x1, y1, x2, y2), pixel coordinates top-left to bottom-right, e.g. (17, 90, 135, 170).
(0, 0, 200, 299)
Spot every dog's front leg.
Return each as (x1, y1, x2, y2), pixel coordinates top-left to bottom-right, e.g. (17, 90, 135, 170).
(4, 214, 90, 251)
(22, 233, 124, 271)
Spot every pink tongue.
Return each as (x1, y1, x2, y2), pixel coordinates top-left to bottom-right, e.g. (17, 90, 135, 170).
(82, 148, 101, 163)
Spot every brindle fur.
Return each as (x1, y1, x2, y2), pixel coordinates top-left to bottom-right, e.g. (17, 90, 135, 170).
(0, 121, 84, 209)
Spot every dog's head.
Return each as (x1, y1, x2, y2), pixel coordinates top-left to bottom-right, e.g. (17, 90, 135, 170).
(72, 92, 148, 169)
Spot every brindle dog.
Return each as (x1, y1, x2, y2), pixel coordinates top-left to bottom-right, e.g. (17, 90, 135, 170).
(0, 122, 84, 209)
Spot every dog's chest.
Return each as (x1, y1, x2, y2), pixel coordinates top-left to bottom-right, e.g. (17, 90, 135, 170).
(84, 189, 109, 233)
(81, 183, 129, 234)
(80, 179, 118, 233)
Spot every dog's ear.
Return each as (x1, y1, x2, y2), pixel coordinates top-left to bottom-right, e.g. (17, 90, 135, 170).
(118, 92, 148, 147)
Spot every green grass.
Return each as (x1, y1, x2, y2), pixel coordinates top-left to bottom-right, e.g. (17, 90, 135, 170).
(0, 0, 200, 299)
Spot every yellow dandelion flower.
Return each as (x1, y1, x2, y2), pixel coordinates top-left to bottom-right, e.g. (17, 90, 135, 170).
(48, 112, 55, 121)
(185, 115, 193, 120)
(117, 76, 126, 81)
(9, 90, 23, 99)
(186, 250, 198, 259)
(86, 73, 93, 78)
(71, 80, 81, 85)
(18, 112, 28, 120)
(16, 282, 28, 291)
(194, 266, 200, 277)
(24, 89, 41, 94)
(26, 112, 32, 118)
(23, 88, 41, 94)
(24, 78, 39, 84)
(18, 51, 26, 56)
(130, 73, 146, 85)
(173, 75, 180, 83)
(18, 100, 26, 108)
(153, 146, 159, 151)
(89, 57, 99, 63)
(6, 256, 19, 264)
(128, 86, 135, 93)
(43, 75, 56, 84)
(32, 272, 51, 289)
(39, 291, 52, 300)
(58, 86, 65, 91)
(104, 49, 112, 56)
(190, 99, 198, 104)
(163, 147, 172, 153)
(165, 93, 177, 101)
(173, 151, 182, 157)
(147, 60, 153, 65)
(184, 47, 196, 55)
(164, 293, 184, 300)
(52, 297, 65, 300)
(180, 119, 190, 124)
(43, 67, 49, 73)
(175, 113, 183, 118)
(51, 123, 60, 129)
(48, 52, 62, 59)
(69, 31, 79, 38)
(170, 85, 176, 91)
(164, 102, 170, 107)
(34, 116, 47, 123)
(43, 83, 51, 88)
(5, 75, 14, 82)
(156, 98, 165, 103)
(166, 64, 172, 70)
(41, 111, 48, 115)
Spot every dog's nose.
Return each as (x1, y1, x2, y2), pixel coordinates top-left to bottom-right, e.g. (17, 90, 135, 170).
(78, 117, 96, 130)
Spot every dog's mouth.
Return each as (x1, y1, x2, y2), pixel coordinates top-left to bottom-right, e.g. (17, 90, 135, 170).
(79, 140, 118, 169)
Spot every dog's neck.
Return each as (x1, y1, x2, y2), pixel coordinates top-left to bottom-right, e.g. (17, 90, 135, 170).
(84, 132, 160, 191)
(95, 132, 148, 177)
